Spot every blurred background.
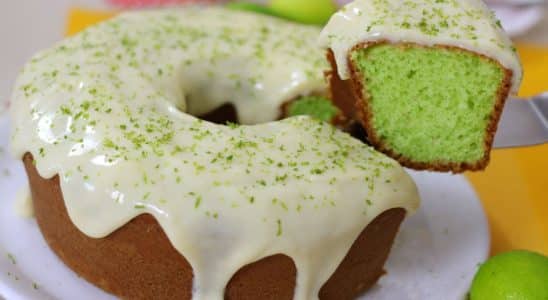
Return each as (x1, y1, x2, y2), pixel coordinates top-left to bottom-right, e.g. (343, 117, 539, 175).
(0, 0, 546, 256)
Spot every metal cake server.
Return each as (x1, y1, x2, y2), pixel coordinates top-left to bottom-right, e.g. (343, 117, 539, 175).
(494, 92, 548, 148)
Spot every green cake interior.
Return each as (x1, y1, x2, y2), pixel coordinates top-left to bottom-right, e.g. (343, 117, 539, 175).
(287, 96, 339, 122)
(350, 44, 505, 164)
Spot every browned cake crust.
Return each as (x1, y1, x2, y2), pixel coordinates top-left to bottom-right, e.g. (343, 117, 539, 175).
(23, 153, 406, 300)
(327, 43, 513, 173)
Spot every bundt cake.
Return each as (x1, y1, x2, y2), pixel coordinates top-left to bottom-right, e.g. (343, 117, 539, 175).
(10, 6, 420, 300)
(320, 0, 523, 172)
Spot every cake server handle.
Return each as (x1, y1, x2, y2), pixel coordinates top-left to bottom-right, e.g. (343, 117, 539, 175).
(493, 93, 548, 148)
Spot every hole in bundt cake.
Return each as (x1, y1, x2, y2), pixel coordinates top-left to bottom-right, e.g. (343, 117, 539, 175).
(198, 96, 343, 126)
(198, 97, 372, 146)
(198, 103, 240, 125)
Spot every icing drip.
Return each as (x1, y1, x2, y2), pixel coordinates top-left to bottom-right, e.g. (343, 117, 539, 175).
(319, 0, 523, 94)
(10, 7, 419, 300)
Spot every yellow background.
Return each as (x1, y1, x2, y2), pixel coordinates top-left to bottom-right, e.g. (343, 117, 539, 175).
(66, 8, 548, 256)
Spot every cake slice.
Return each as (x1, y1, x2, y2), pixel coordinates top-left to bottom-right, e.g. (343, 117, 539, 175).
(320, 0, 522, 172)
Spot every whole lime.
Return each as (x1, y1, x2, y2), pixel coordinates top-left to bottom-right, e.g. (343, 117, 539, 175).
(269, 0, 337, 25)
(470, 250, 548, 300)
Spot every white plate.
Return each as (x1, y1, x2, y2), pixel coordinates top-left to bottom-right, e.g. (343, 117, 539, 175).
(0, 114, 489, 300)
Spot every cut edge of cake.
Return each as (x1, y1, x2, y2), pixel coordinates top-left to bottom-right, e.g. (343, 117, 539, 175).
(327, 42, 513, 173)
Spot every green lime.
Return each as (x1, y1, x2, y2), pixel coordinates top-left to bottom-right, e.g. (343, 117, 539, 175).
(269, 0, 337, 25)
(470, 250, 548, 300)
(226, 2, 276, 16)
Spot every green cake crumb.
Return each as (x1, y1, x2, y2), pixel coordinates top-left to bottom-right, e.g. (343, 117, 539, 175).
(287, 96, 339, 122)
(351, 44, 504, 164)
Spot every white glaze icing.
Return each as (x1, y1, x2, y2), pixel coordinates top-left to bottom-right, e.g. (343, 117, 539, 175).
(319, 0, 523, 94)
(10, 7, 419, 300)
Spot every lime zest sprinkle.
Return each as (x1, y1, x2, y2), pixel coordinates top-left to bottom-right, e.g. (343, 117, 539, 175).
(7, 253, 16, 265)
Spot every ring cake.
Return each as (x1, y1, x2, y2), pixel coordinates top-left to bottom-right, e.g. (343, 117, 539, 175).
(10, 6, 419, 300)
